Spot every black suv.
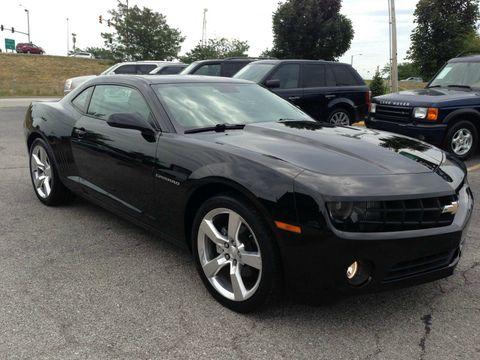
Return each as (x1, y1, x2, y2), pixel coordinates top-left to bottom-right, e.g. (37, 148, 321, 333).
(180, 57, 263, 77)
(367, 54, 480, 160)
(234, 60, 370, 125)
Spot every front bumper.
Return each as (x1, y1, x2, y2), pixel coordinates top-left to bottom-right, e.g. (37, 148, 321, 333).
(366, 116, 447, 147)
(277, 183, 473, 296)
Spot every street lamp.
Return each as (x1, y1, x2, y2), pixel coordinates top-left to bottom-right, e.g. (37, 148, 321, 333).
(351, 53, 363, 67)
(19, 4, 30, 43)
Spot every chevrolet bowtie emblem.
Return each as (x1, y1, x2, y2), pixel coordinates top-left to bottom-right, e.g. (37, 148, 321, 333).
(442, 201, 460, 215)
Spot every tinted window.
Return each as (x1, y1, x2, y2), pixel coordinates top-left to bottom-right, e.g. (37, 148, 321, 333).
(302, 64, 326, 88)
(113, 65, 137, 74)
(222, 62, 249, 77)
(234, 63, 276, 82)
(158, 66, 185, 75)
(326, 67, 336, 86)
(193, 64, 222, 76)
(71, 87, 93, 113)
(154, 83, 311, 130)
(87, 85, 151, 122)
(267, 64, 300, 89)
(332, 65, 358, 86)
(137, 65, 157, 74)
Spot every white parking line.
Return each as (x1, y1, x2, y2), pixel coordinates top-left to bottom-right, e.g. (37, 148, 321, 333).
(467, 163, 480, 173)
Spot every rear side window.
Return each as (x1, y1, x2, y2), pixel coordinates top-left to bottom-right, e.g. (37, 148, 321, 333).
(137, 65, 157, 74)
(71, 87, 93, 113)
(331, 65, 359, 86)
(87, 85, 151, 122)
(113, 65, 137, 74)
(267, 64, 300, 89)
(158, 66, 185, 75)
(302, 64, 326, 88)
(193, 64, 222, 76)
(222, 62, 248, 77)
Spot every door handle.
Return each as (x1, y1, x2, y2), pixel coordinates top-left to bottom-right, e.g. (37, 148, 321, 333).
(73, 127, 86, 138)
(288, 96, 301, 101)
(325, 94, 336, 99)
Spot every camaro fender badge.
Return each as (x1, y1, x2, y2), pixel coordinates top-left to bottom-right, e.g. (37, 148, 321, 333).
(155, 173, 180, 186)
(442, 201, 460, 215)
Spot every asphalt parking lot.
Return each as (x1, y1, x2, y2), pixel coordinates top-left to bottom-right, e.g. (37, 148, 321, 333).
(1, 104, 479, 360)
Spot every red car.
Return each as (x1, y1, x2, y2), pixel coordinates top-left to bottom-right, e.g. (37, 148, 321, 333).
(16, 43, 44, 54)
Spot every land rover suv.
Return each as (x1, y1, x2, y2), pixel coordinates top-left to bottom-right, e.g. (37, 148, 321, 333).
(234, 60, 370, 125)
(367, 54, 480, 160)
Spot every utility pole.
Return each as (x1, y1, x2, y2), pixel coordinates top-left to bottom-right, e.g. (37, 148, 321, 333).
(66, 18, 70, 55)
(202, 8, 208, 47)
(388, 0, 399, 93)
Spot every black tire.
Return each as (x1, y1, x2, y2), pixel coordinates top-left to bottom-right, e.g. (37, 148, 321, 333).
(29, 138, 75, 206)
(444, 120, 478, 161)
(192, 194, 280, 313)
(328, 108, 353, 126)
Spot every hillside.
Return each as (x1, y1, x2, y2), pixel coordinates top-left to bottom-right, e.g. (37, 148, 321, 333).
(0, 53, 112, 97)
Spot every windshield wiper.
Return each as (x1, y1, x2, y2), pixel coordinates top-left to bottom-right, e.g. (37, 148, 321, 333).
(447, 84, 472, 89)
(427, 85, 443, 88)
(184, 123, 245, 134)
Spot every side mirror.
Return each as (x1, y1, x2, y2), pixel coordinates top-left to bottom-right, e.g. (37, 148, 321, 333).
(107, 113, 154, 135)
(265, 79, 281, 89)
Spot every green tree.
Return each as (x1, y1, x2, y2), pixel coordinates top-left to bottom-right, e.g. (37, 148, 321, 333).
(268, 0, 354, 60)
(381, 62, 422, 80)
(102, 1, 184, 62)
(408, 0, 480, 80)
(84, 47, 115, 61)
(370, 70, 385, 97)
(180, 38, 249, 63)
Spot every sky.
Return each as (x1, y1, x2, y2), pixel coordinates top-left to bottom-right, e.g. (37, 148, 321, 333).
(0, 0, 419, 78)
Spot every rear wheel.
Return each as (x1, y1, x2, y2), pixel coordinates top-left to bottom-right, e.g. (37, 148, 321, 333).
(29, 138, 75, 205)
(192, 195, 279, 312)
(328, 109, 352, 126)
(444, 120, 478, 160)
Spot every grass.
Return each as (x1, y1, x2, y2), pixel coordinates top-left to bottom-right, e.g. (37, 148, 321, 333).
(0, 53, 112, 97)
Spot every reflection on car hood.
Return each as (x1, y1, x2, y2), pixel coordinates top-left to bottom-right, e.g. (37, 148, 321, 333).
(375, 88, 480, 106)
(210, 121, 446, 176)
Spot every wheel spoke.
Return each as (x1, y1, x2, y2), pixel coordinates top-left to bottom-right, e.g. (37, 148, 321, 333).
(32, 153, 44, 169)
(228, 211, 242, 242)
(203, 254, 228, 278)
(200, 219, 228, 246)
(239, 250, 262, 270)
(230, 265, 247, 301)
(43, 177, 51, 195)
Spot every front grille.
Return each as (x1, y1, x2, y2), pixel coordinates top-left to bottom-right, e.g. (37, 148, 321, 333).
(383, 248, 458, 282)
(331, 194, 458, 232)
(375, 105, 412, 122)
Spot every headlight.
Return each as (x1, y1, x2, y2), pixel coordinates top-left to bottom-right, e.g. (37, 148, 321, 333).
(370, 103, 376, 113)
(414, 107, 428, 119)
(64, 79, 73, 91)
(328, 202, 354, 220)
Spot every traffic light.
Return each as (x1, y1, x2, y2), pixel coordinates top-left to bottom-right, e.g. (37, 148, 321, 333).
(0, 25, 3, 31)
(99, 15, 103, 24)
(107, 19, 111, 27)
(11, 27, 14, 33)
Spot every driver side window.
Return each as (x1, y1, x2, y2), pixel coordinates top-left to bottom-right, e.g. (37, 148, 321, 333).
(266, 64, 300, 89)
(87, 85, 152, 123)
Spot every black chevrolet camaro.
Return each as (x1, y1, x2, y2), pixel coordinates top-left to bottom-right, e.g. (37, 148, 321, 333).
(24, 75, 474, 312)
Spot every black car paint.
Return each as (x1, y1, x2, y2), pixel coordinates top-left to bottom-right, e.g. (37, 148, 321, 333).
(238, 60, 369, 123)
(24, 75, 473, 296)
(367, 55, 480, 147)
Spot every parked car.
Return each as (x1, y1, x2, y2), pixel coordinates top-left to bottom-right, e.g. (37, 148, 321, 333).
(234, 60, 370, 125)
(401, 77, 423, 82)
(16, 43, 44, 54)
(180, 57, 264, 77)
(25, 75, 473, 312)
(63, 61, 179, 95)
(149, 63, 187, 75)
(68, 51, 95, 59)
(367, 53, 480, 160)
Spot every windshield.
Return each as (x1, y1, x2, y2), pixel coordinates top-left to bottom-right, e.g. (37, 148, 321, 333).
(233, 63, 276, 83)
(100, 64, 119, 75)
(180, 62, 200, 75)
(429, 62, 480, 88)
(153, 83, 311, 130)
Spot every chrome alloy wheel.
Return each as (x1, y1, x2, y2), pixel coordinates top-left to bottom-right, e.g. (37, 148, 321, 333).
(30, 144, 53, 199)
(197, 208, 262, 302)
(329, 111, 350, 126)
(451, 128, 473, 156)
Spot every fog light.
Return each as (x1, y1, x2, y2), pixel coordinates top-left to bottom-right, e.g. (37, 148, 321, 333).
(346, 260, 372, 287)
(346, 261, 358, 279)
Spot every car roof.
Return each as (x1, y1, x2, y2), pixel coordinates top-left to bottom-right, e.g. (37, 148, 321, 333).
(449, 55, 480, 63)
(248, 59, 348, 66)
(91, 75, 253, 85)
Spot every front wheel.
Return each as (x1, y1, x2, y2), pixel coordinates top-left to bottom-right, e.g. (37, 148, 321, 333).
(328, 109, 352, 126)
(444, 121, 478, 160)
(192, 195, 280, 312)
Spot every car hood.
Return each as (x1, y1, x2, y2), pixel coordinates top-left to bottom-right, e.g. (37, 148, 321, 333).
(374, 88, 480, 107)
(206, 121, 447, 176)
